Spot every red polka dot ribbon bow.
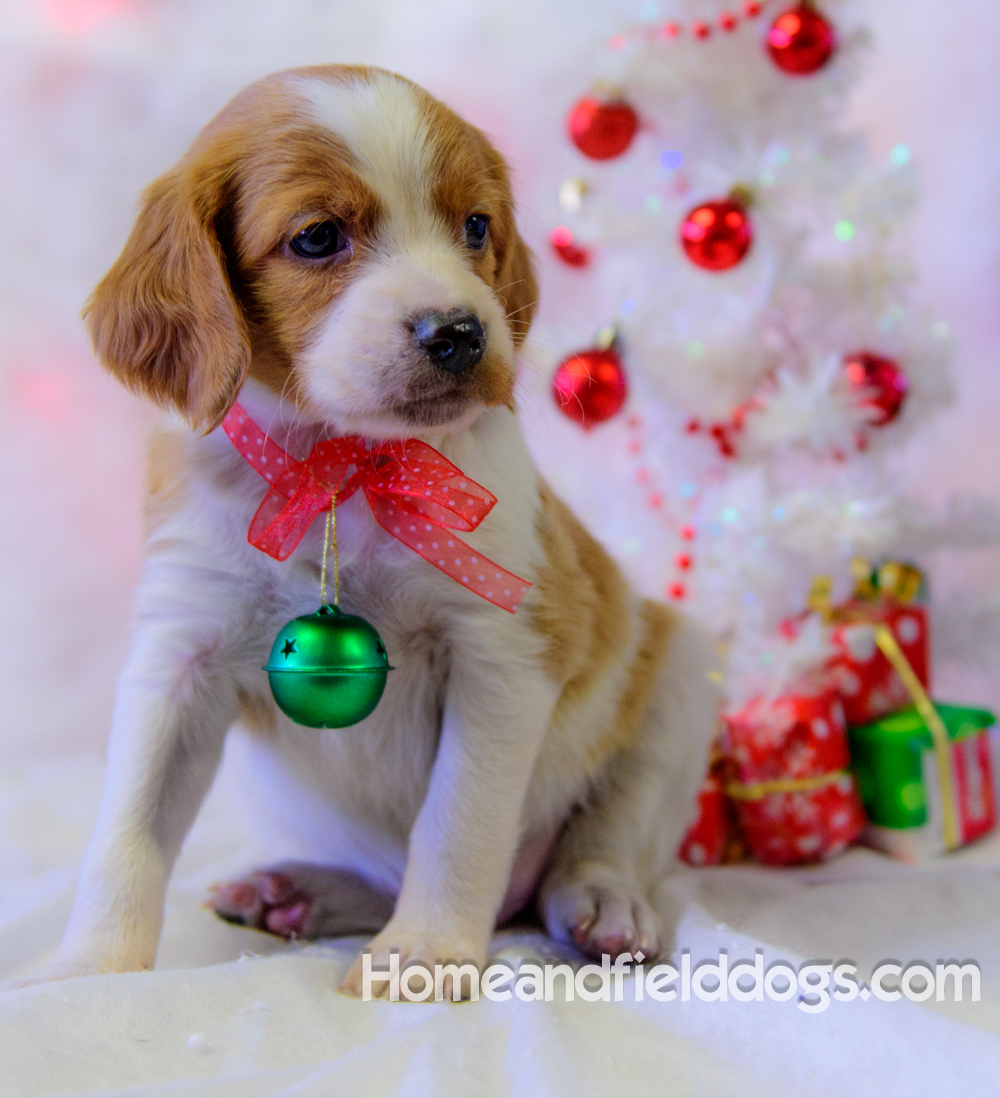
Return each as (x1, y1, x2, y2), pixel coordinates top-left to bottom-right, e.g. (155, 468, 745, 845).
(222, 403, 531, 613)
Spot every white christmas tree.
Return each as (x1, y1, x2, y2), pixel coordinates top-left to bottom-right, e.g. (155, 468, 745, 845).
(524, 0, 992, 707)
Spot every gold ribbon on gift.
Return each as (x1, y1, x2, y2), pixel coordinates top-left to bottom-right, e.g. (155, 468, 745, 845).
(809, 560, 924, 622)
(802, 560, 956, 848)
(872, 625, 960, 851)
(807, 574, 835, 620)
(852, 557, 924, 604)
(725, 769, 851, 801)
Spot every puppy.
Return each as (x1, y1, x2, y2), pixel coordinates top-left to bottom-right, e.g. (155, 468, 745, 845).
(33, 65, 719, 995)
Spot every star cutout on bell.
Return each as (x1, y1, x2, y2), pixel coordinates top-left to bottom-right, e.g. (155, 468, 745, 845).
(280, 638, 297, 658)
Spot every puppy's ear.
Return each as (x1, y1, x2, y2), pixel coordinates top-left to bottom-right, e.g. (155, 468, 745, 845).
(84, 165, 250, 433)
(495, 228, 538, 349)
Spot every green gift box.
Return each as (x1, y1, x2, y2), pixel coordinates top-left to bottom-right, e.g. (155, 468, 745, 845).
(848, 703, 997, 861)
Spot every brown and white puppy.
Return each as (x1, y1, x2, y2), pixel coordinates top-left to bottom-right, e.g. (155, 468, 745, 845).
(28, 65, 718, 995)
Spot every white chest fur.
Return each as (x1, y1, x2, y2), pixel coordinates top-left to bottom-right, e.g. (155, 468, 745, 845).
(141, 384, 547, 892)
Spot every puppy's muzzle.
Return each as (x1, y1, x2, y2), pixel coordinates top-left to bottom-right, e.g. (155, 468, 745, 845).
(412, 309, 485, 376)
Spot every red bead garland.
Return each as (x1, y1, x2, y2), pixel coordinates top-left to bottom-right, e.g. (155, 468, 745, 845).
(552, 345, 628, 427)
(610, 0, 770, 49)
(684, 392, 766, 460)
(623, 416, 700, 605)
(767, 3, 837, 75)
(680, 198, 753, 271)
(567, 97, 639, 161)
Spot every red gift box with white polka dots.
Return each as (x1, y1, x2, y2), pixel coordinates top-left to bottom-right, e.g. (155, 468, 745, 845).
(735, 777, 868, 867)
(724, 689, 851, 784)
(829, 600, 930, 726)
(722, 689, 867, 866)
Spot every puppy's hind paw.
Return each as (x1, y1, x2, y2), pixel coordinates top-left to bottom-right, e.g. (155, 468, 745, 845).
(541, 863, 662, 962)
(209, 870, 309, 938)
(207, 861, 395, 941)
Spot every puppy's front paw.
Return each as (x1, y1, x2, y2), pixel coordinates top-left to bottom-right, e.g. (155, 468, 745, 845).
(541, 863, 661, 962)
(340, 923, 486, 1001)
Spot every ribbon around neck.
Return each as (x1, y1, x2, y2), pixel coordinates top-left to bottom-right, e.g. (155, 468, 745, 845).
(222, 402, 531, 614)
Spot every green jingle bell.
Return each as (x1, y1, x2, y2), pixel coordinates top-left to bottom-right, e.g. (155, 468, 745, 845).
(264, 604, 391, 729)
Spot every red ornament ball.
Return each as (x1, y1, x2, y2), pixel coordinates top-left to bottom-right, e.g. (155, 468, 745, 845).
(767, 4, 837, 75)
(680, 199, 753, 271)
(843, 352, 909, 425)
(550, 226, 591, 268)
(552, 346, 627, 428)
(568, 97, 639, 161)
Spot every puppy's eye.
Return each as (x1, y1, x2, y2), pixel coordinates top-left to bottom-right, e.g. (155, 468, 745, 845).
(290, 221, 349, 259)
(464, 214, 489, 250)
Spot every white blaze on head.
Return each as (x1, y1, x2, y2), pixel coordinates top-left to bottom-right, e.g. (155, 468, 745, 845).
(289, 72, 440, 248)
(282, 70, 516, 438)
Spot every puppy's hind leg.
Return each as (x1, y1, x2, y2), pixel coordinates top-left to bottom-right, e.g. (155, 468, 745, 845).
(539, 611, 719, 961)
(208, 862, 395, 940)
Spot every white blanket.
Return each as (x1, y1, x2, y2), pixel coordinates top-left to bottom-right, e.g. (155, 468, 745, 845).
(2, 740, 999, 1097)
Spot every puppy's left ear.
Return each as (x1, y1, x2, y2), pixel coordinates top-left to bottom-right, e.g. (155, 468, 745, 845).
(495, 227, 538, 349)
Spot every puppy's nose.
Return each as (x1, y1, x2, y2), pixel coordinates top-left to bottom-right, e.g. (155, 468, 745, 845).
(412, 310, 485, 376)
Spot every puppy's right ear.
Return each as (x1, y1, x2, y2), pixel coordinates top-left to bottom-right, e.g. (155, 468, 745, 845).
(84, 165, 250, 433)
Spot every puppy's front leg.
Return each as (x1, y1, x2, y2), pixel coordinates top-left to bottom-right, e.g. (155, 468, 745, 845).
(342, 621, 557, 998)
(20, 621, 240, 985)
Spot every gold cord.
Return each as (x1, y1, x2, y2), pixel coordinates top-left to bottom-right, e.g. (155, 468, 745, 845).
(874, 624, 959, 850)
(725, 769, 851, 801)
(318, 492, 340, 607)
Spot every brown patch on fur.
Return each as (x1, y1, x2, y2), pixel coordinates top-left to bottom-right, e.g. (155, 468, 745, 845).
(494, 232, 538, 351)
(585, 599, 677, 767)
(142, 426, 190, 539)
(418, 86, 536, 403)
(236, 686, 277, 736)
(531, 485, 678, 772)
(231, 122, 385, 391)
(85, 70, 386, 427)
(84, 152, 252, 434)
(529, 482, 631, 689)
